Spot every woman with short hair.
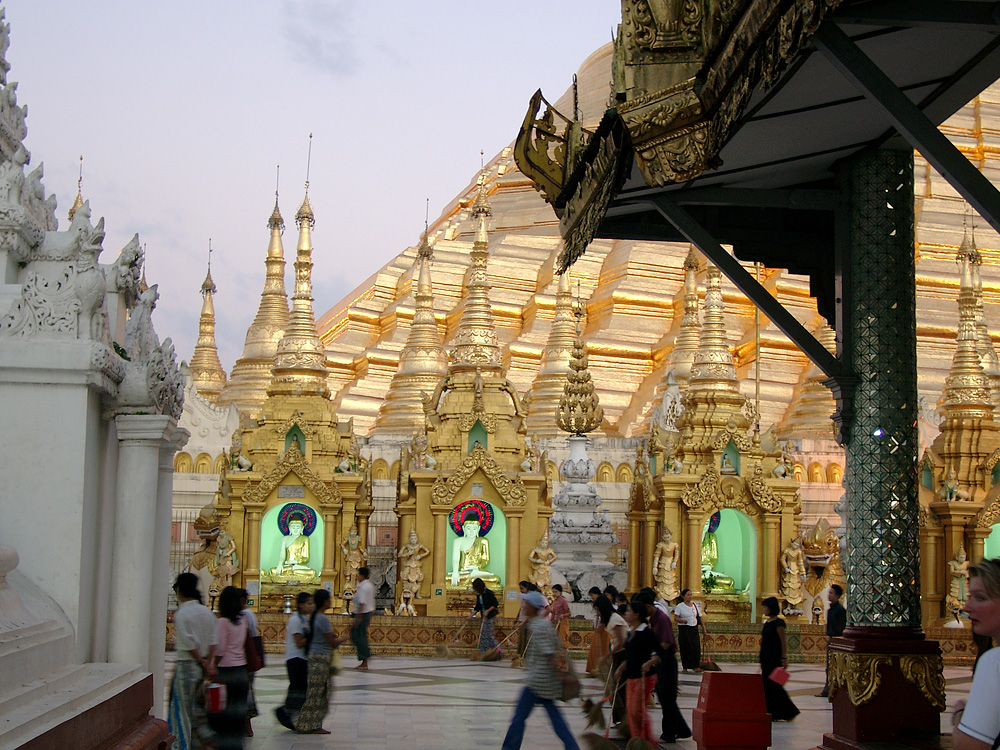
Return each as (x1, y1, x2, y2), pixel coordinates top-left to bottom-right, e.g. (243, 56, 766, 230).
(954, 558, 1000, 749)
(760, 596, 799, 722)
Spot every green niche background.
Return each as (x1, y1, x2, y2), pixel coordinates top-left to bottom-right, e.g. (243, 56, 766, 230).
(447, 499, 506, 588)
(703, 508, 757, 598)
(260, 500, 325, 577)
(468, 421, 488, 454)
(984, 523, 1000, 559)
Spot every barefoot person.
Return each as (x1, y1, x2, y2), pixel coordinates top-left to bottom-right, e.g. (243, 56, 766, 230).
(294, 588, 346, 734)
(168, 573, 217, 750)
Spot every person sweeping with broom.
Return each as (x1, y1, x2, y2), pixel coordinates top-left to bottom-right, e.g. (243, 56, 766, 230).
(471, 577, 500, 656)
(502, 590, 580, 750)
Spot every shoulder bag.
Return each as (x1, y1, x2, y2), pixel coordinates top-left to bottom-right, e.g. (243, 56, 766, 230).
(244, 618, 264, 673)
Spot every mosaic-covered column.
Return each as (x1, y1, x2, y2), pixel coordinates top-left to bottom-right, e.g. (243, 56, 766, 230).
(820, 150, 945, 748)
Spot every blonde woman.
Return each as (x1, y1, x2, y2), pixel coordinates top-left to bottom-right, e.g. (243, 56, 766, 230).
(954, 558, 1000, 749)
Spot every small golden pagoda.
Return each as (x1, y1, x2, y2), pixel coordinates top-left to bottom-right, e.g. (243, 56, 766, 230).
(634, 259, 803, 622)
(397, 175, 552, 617)
(188, 257, 227, 402)
(216, 185, 372, 610)
(920, 236, 1000, 623)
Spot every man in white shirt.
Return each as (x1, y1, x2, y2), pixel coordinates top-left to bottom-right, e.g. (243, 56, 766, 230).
(352, 566, 375, 670)
(169, 573, 218, 750)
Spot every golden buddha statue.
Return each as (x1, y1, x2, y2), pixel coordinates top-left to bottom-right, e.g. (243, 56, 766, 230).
(700, 522, 736, 593)
(449, 511, 501, 590)
(268, 515, 319, 583)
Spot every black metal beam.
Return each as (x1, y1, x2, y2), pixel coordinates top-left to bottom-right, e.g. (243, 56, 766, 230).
(840, 0, 1000, 31)
(641, 195, 846, 380)
(814, 22, 1000, 236)
(616, 186, 842, 211)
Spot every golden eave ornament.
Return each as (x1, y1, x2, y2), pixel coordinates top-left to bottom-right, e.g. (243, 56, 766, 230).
(555, 294, 603, 435)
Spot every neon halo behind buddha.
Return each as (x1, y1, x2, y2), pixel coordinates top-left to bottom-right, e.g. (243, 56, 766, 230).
(261, 503, 322, 584)
(448, 503, 502, 591)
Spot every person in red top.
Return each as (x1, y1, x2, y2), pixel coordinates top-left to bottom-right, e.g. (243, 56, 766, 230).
(637, 588, 691, 743)
(549, 584, 571, 647)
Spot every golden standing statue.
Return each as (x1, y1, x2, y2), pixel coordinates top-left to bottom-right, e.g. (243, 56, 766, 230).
(527, 532, 557, 594)
(651, 527, 680, 602)
(342, 524, 367, 591)
(397, 528, 430, 597)
(779, 537, 807, 609)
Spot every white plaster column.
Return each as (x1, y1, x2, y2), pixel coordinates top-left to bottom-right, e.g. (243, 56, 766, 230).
(108, 414, 174, 671)
(147, 424, 187, 718)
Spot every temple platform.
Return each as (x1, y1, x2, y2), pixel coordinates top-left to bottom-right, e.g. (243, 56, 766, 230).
(163, 653, 974, 749)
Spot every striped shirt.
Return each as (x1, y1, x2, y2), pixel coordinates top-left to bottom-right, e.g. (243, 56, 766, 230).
(524, 616, 562, 700)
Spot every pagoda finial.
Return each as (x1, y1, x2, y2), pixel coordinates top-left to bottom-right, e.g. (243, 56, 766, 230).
(269, 135, 328, 398)
(189, 238, 226, 401)
(556, 290, 603, 435)
(526, 265, 579, 436)
(449, 162, 501, 373)
(67, 155, 84, 221)
(268, 164, 284, 231)
(689, 262, 739, 393)
(943, 247, 994, 420)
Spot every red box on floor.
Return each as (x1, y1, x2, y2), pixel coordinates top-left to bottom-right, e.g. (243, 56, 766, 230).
(692, 672, 772, 750)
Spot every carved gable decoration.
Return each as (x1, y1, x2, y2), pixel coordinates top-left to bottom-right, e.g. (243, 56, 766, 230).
(243, 441, 341, 506)
(430, 443, 527, 508)
(976, 488, 1000, 529)
(682, 465, 720, 509)
(271, 415, 317, 440)
(457, 411, 498, 433)
(710, 426, 753, 452)
(980, 448, 1000, 475)
(747, 463, 782, 513)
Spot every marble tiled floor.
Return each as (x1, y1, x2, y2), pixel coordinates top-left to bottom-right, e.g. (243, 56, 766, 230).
(165, 653, 974, 749)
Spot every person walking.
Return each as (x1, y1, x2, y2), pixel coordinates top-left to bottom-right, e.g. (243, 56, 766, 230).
(294, 588, 346, 734)
(501, 590, 580, 750)
(352, 566, 375, 670)
(614, 601, 661, 746)
(594, 595, 628, 728)
(275, 591, 313, 730)
(210, 586, 250, 749)
(516, 581, 534, 659)
(638, 589, 691, 743)
(471, 577, 501, 655)
(673, 588, 708, 672)
(817, 584, 846, 698)
(760, 596, 799, 721)
(550, 584, 571, 649)
(586, 588, 611, 675)
(953, 558, 1000, 749)
(238, 589, 260, 736)
(168, 573, 217, 750)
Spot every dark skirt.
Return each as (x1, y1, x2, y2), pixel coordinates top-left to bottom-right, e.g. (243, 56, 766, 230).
(677, 624, 701, 670)
(275, 657, 309, 730)
(761, 667, 800, 721)
(209, 665, 248, 749)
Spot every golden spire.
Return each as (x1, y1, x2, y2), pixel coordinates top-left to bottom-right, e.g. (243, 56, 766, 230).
(942, 249, 994, 420)
(219, 169, 290, 413)
(556, 293, 603, 435)
(374, 226, 448, 432)
(188, 239, 227, 401)
(962, 217, 1000, 410)
(688, 262, 739, 394)
(667, 246, 702, 383)
(269, 138, 329, 398)
(67, 155, 83, 221)
(778, 322, 837, 439)
(526, 268, 579, 436)
(448, 170, 501, 373)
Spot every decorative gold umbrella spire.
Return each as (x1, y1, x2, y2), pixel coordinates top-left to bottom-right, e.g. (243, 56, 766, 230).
(219, 168, 291, 413)
(942, 248, 993, 420)
(375, 222, 448, 432)
(556, 293, 603, 435)
(526, 268, 579, 436)
(189, 239, 227, 401)
(778, 321, 837, 439)
(67, 155, 84, 221)
(448, 170, 501, 373)
(667, 246, 702, 383)
(961, 215, 1000, 410)
(688, 262, 739, 394)
(269, 136, 330, 397)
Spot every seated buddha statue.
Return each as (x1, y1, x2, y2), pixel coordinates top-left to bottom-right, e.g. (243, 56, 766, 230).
(269, 516, 319, 582)
(701, 529, 736, 593)
(448, 511, 501, 590)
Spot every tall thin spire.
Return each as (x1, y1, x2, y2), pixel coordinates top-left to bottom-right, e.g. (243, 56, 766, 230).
(449, 170, 501, 373)
(942, 249, 994, 420)
(688, 262, 739, 394)
(269, 136, 329, 397)
(189, 239, 226, 401)
(526, 268, 579, 436)
(556, 293, 603, 435)
(375, 226, 448, 432)
(67, 155, 83, 221)
(668, 246, 702, 384)
(218, 170, 291, 413)
(961, 214, 1000, 410)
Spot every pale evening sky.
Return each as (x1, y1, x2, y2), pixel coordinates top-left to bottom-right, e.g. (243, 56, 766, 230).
(6, 1, 621, 370)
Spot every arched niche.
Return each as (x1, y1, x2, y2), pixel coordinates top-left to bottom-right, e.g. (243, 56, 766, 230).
(616, 463, 634, 483)
(214, 454, 226, 473)
(808, 462, 824, 483)
(390, 460, 400, 480)
(372, 459, 389, 480)
(702, 508, 758, 617)
(793, 463, 805, 482)
(194, 453, 213, 473)
(827, 463, 843, 484)
(546, 460, 559, 484)
(174, 452, 193, 473)
(468, 420, 488, 453)
(285, 426, 306, 455)
(596, 462, 614, 482)
(260, 501, 325, 580)
(721, 441, 740, 475)
(446, 498, 507, 589)
(985, 523, 1000, 559)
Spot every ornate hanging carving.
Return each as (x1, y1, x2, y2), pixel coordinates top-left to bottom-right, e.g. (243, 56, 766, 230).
(429, 442, 527, 508)
(682, 464, 719, 509)
(829, 653, 891, 706)
(899, 655, 947, 712)
(747, 463, 782, 513)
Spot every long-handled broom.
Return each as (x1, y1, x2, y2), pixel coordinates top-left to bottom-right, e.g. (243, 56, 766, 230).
(510, 631, 530, 669)
(478, 624, 521, 662)
(434, 617, 475, 658)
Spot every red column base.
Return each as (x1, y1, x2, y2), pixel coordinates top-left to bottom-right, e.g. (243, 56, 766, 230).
(810, 627, 945, 749)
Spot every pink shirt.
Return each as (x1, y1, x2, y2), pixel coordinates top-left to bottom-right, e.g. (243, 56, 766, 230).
(549, 594, 571, 623)
(216, 616, 248, 667)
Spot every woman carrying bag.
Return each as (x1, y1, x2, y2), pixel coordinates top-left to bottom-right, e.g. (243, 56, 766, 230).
(673, 588, 707, 672)
(293, 588, 347, 734)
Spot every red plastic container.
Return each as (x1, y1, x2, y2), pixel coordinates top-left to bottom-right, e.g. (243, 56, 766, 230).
(205, 682, 227, 713)
(692, 672, 771, 750)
